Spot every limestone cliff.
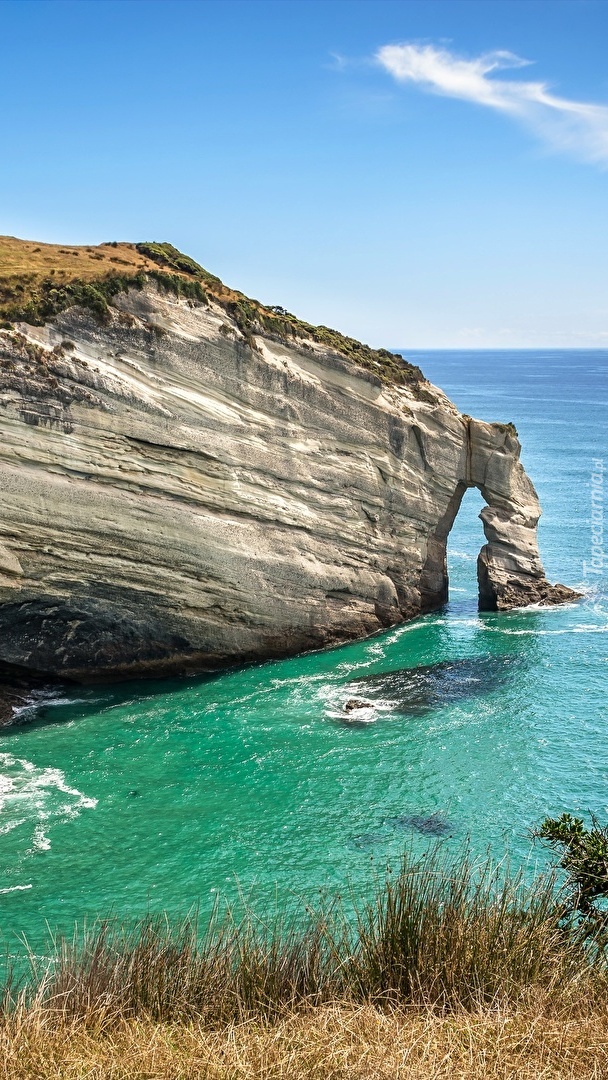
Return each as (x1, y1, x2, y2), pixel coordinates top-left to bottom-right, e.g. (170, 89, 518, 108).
(0, 238, 579, 684)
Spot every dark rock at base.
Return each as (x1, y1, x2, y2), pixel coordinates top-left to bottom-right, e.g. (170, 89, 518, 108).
(497, 580, 583, 610)
(477, 550, 582, 611)
(0, 684, 29, 726)
(343, 698, 374, 713)
(0, 661, 64, 729)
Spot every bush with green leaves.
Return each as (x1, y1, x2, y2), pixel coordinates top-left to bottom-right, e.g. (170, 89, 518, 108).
(535, 813, 608, 933)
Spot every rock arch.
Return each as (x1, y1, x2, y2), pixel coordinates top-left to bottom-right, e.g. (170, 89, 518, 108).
(420, 419, 578, 612)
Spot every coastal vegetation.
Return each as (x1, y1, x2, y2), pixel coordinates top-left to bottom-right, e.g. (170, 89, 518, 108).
(0, 236, 423, 388)
(535, 813, 608, 932)
(3, 833, 608, 1077)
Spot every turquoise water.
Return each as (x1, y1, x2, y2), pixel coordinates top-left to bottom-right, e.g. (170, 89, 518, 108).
(1, 350, 606, 955)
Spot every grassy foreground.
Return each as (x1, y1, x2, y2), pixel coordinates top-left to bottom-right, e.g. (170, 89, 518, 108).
(2, 1001, 608, 1079)
(3, 848, 608, 1077)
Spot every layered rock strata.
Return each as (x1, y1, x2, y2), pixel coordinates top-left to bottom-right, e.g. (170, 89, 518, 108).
(0, 263, 579, 683)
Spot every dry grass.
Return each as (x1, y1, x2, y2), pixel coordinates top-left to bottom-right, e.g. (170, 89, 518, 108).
(0, 236, 159, 282)
(0, 237, 167, 327)
(0, 234, 328, 324)
(1, 1000, 608, 1078)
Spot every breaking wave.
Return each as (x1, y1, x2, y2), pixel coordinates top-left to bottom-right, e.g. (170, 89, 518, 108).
(0, 753, 97, 854)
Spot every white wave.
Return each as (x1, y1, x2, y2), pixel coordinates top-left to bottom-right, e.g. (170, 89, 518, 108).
(571, 582, 595, 596)
(0, 884, 32, 893)
(0, 753, 97, 853)
(322, 684, 397, 723)
(377, 621, 425, 646)
(326, 708, 377, 724)
(510, 600, 587, 614)
(9, 688, 92, 722)
(332, 661, 377, 676)
(0, 818, 26, 836)
(30, 825, 51, 852)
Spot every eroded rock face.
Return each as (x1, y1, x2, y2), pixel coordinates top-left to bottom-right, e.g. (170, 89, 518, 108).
(0, 284, 579, 682)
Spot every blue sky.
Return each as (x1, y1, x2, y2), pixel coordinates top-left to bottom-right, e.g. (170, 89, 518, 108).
(1, 0, 608, 347)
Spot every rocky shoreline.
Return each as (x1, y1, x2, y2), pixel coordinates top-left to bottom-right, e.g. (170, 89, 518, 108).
(0, 679, 38, 727)
(0, 662, 62, 728)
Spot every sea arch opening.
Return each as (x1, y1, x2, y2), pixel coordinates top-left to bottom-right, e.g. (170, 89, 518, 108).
(445, 486, 487, 608)
(419, 482, 492, 613)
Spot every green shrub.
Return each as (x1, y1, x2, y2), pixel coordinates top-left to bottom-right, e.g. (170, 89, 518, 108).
(136, 242, 222, 288)
(535, 814, 608, 935)
(2, 272, 147, 325)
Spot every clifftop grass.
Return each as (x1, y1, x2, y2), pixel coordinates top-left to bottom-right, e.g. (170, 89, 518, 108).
(0, 238, 206, 327)
(0, 236, 423, 389)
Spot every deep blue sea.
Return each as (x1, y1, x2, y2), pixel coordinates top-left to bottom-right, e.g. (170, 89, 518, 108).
(0, 350, 606, 956)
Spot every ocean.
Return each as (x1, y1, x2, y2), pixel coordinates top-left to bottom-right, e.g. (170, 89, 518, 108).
(0, 349, 606, 956)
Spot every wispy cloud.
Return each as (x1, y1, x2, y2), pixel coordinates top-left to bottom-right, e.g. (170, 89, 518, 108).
(376, 43, 608, 165)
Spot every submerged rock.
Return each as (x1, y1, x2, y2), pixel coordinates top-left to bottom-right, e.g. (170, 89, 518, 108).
(349, 813, 453, 849)
(347, 656, 515, 716)
(350, 831, 389, 850)
(0, 238, 580, 683)
(388, 813, 453, 837)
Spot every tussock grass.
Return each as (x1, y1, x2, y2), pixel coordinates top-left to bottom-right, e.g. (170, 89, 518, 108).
(19, 849, 588, 1025)
(2, 848, 608, 1075)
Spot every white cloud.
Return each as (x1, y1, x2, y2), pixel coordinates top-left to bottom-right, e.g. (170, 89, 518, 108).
(376, 43, 608, 164)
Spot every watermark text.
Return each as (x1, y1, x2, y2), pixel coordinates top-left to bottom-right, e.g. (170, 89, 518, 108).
(583, 458, 605, 578)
